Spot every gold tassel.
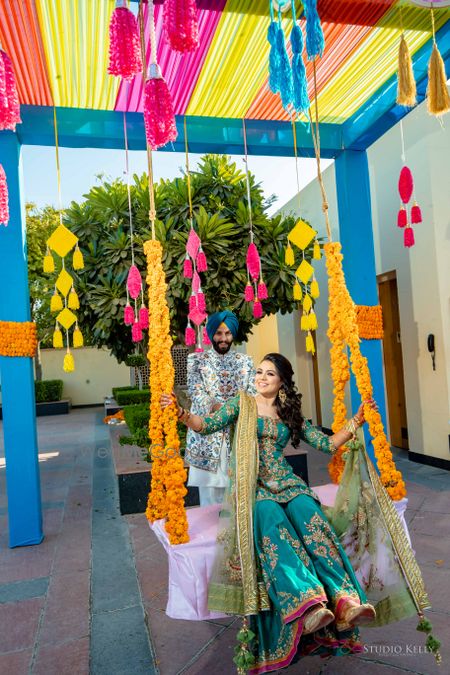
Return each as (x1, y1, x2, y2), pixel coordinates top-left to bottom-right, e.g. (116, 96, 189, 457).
(303, 293, 312, 313)
(293, 282, 302, 301)
(310, 279, 320, 299)
(50, 290, 63, 312)
(285, 242, 295, 266)
(309, 310, 318, 331)
(427, 42, 450, 116)
(68, 288, 80, 310)
(73, 326, 84, 348)
(306, 331, 315, 354)
(63, 351, 75, 372)
(73, 245, 84, 270)
(313, 240, 321, 260)
(397, 33, 417, 107)
(53, 326, 63, 349)
(43, 248, 55, 273)
(300, 313, 309, 331)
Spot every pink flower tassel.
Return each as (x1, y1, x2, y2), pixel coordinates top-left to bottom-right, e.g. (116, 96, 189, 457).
(0, 50, 21, 132)
(246, 242, 261, 280)
(397, 207, 407, 228)
(202, 326, 211, 345)
(253, 300, 263, 319)
(0, 164, 9, 225)
(124, 304, 135, 326)
(143, 65, 177, 150)
(127, 264, 142, 299)
(132, 321, 143, 342)
(186, 228, 201, 259)
(192, 270, 201, 294)
(244, 284, 254, 302)
(398, 166, 414, 204)
(404, 226, 415, 248)
(196, 291, 206, 313)
(164, 0, 199, 53)
(189, 294, 197, 313)
(183, 255, 193, 279)
(107, 1, 142, 81)
(185, 323, 196, 346)
(138, 306, 149, 329)
(196, 247, 207, 273)
(411, 202, 422, 224)
(257, 281, 268, 300)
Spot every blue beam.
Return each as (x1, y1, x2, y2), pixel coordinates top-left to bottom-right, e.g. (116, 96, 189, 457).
(16, 106, 343, 158)
(0, 133, 43, 548)
(343, 21, 450, 151)
(334, 149, 388, 468)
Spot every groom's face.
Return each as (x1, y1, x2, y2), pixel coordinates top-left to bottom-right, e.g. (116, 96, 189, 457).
(212, 324, 233, 354)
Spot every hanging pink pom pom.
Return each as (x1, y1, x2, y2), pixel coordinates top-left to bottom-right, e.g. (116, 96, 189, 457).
(127, 264, 142, 299)
(183, 255, 193, 279)
(186, 228, 201, 259)
(0, 50, 21, 132)
(411, 202, 422, 224)
(185, 324, 196, 346)
(164, 0, 199, 53)
(397, 207, 407, 228)
(138, 306, 149, 330)
(132, 321, 143, 343)
(124, 304, 135, 326)
(398, 166, 414, 204)
(0, 164, 9, 225)
(196, 247, 207, 272)
(107, 1, 142, 81)
(195, 347, 204, 353)
(257, 281, 268, 300)
(244, 284, 254, 302)
(189, 294, 197, 313)
(143, 65, 177, 150)
(246, 242, 261, 280)
(196, 292, 206, 312)
(192, 270, 201, 294)
(253, 300, 263, 319)
(404, 226, 415, 248)
(202, 326, 211, 345)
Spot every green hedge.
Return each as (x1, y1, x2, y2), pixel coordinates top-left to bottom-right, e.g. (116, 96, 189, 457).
(125, 354, 148, 367)
(35, 380, 63, 403)
(112, 385, 137, 400)
(123, 403, 149, 435)
(120, 402, 187, 457)
(116, 389, 150, 406)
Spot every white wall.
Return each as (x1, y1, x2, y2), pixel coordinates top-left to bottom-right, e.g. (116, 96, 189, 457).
(277, 97, 450, 461)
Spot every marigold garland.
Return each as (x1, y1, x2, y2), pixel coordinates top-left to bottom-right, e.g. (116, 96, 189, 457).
(0, 321, 37, 357)
(356, 305, 384, 340)
(325, 243, 406, 501)
(144, 239, 189, 544)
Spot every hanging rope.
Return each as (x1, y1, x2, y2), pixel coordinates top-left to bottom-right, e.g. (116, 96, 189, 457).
(53, 106, 64, 227)
(123, 111, 136, 265)
(242, 118, 254, 243)
(183, 116, 194, 227)
(292, 120, 301, 211)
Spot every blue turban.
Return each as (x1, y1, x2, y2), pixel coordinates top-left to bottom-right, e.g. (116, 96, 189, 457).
(206, 311, 239, 342)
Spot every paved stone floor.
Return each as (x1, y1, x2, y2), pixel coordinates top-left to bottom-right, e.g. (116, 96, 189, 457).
(1, 408, 449, 674)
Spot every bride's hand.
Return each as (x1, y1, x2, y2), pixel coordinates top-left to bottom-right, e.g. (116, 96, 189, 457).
(160, 392, 181, 415)
(356, 399, 378, 425)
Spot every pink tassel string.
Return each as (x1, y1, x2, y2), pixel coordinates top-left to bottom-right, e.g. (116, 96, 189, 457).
(202, 326, 211, 345)
(411, 203, 422, 224)
(189, 307, 207, 326)
(183, 255, 193, 278)
(196, 248, 207, 273)
(246, 242, 261, 280)
(185, 324, 196, 346)
(188, 294, 197, 313)
(186, 228, 201, 259)
(253, 300, 263, 319)
(124, 304, 135, 326)
(196, 291, 206, 313)
(138, 306, 149, 329)
(0, 50, 21, 132)
(0, 164, 9, 225)
(107, 3, 142, 81)
(164, 0, 199, 53)
(397, 208, 407, 228)
(132, 321, 143, 342)
(192, 270, 201, 294)
(398, 166, 414, 204)
(244, 284, 254, 302)
(257, 281, 268, 300)
(404, 227, 415, 248)
(143, 69, 177, 150)
(127, 264, 142, 299)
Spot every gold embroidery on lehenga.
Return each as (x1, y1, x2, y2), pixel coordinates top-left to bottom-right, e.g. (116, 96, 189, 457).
(303, 513, 341, 566)
(279, 527, 311, 568)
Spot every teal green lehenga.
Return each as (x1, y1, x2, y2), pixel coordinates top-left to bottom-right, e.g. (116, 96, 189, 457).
(198, 392, 429, 674)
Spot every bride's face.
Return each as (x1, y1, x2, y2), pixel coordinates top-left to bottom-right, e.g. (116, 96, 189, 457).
(255, 360, 282, 397)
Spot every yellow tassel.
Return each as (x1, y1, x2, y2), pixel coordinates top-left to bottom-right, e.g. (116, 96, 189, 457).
(73, 326, 84, 348)
(427, 42, 450, 116)
(43, 251, 55, 273)
(313, 241, 321, 260)
(63, 351, 75, 372)
(308, 311, 318, 331)
(303, 293, 312, 313)
(53, 327, 63, 349)
(68, 288, 80, 310)
(73, 246, 84, 270)
(293, 282, 302, 301)
(397, 33, 416, 107)
(306, 332, 315, 354)
(300, 313, 309, 331)
(285, 242, 295, 266)
(310, 279, 320, 299)
(50, 291, 63, 312)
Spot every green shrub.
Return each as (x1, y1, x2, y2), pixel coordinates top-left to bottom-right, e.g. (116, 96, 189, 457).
(123, 403, 149, 434)
(35, 380, 63, 403)
(125, 354, 148, 367)
(112, 385, 137, 399)
(116, 389, 150, 406)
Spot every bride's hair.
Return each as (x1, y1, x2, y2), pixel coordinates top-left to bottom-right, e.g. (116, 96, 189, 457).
(262, 353, 304, 448)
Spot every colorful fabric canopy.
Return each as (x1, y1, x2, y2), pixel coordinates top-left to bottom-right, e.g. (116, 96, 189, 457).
(0, 0, 448, 123)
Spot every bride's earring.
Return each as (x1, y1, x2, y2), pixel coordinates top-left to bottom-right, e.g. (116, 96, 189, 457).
(278, 388, 287, 404)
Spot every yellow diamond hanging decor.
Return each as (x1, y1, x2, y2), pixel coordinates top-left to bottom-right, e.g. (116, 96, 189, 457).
(303, 293, 313, 313)
(55, 269, 73, 297)
(295, 259, 314, 285)
(47, 224, 78, 258)
(57, 307, 77, 330)
(288, 219, 316, 251)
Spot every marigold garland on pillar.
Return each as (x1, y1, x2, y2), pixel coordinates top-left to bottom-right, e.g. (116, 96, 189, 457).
(0, 321, 37, 357)
(0, 164, 9, 226)
(356, 305, 384, 340)
(0, 48, 21, 132)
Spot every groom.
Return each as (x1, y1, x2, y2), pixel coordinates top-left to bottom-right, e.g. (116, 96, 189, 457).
(185, 310, 256, 506)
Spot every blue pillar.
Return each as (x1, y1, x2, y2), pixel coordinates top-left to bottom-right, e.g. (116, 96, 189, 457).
(0, 133, 43, 547)
(334, 149, 387, 466)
